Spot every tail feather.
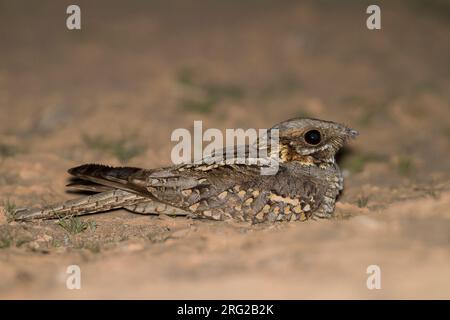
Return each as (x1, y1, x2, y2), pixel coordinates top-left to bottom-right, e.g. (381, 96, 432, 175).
(14, 189, 146, 221)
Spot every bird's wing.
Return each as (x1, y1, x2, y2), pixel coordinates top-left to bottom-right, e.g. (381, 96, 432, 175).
(67, 161, 325, 222)
(67, 162, 262, 207)
(67, 141, 276, 203)
(67, 164, 151, 195)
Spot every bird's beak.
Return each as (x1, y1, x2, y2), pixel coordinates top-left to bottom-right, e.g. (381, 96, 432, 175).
(346, 128, 359, 138)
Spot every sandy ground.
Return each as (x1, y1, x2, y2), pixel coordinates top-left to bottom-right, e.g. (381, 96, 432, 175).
(1, 0, 450, 299)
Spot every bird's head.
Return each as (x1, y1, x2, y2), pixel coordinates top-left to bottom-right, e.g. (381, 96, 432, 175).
(271, 118, 358, 165)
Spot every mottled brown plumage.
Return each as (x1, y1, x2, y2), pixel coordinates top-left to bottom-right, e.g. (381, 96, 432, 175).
(14, 118, 358, 223)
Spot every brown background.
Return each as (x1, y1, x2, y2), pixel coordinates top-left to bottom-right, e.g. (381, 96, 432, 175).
(0, 0, 450, 299)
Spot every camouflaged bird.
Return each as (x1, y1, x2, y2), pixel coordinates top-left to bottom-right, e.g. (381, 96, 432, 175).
(14, 118, 358, 223)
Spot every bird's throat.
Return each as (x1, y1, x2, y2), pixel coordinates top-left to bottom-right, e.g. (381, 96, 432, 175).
(278, 143, 334, 167)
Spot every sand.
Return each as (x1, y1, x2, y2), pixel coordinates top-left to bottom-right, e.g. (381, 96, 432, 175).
(0, 0, 449, 299)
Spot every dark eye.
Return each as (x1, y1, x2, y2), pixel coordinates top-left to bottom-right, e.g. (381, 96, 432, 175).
(304, 130, 321, 145)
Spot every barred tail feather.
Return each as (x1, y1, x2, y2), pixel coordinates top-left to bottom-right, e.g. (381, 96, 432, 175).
(14, 189, 146, 221)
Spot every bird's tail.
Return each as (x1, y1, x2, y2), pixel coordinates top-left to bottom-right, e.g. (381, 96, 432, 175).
(14, 189, 146, 221)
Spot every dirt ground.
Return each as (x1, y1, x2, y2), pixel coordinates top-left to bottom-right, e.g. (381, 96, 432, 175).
(1, 0, 450, 299)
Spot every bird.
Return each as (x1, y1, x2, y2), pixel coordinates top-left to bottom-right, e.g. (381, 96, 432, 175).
(13, 118, 358, 223)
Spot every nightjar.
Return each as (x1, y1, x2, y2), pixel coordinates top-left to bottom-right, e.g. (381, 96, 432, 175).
(14, 118, 358, 223)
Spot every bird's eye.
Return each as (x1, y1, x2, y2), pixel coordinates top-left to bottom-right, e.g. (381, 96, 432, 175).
(304, 130, 321, 145)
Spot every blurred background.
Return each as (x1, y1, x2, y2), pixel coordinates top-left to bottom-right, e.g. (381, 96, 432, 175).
(0, 0, 449, 299)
